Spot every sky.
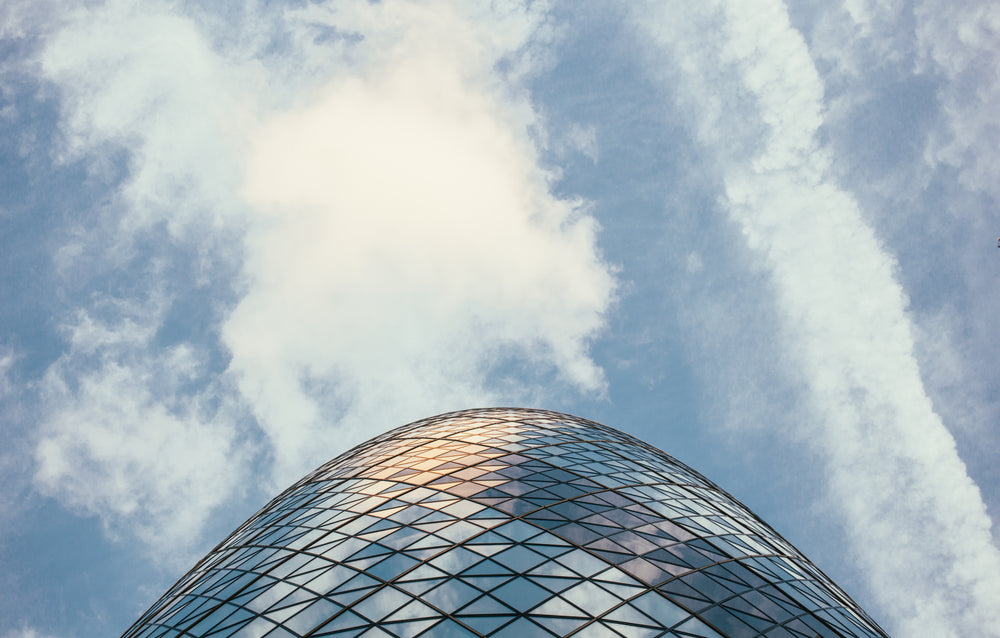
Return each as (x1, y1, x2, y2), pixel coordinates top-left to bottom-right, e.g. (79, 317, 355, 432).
(1, 1, 998, 636)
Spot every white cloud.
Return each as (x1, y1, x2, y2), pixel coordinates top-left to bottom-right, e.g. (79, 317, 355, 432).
(559, 123, 599, 163)
(810, 0, 1000, 197)
(0, 0, 59, 41)
(0, 348, 13, 396)
(32, 0, 615, 553)
(39, 0, 253, 241)
(0, 347, 30, 527)
(26, 0, 309, 556)
(1, 627, 62, 638)
(915, 1, 1000, 194)
(634, 0, 1000, 635)
(34, 305, 247, 561)
(803, 0, 1000, 508)
(229, 0, 615, 486)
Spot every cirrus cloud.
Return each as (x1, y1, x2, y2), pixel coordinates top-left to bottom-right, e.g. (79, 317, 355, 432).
(632, 0, 1000, 635)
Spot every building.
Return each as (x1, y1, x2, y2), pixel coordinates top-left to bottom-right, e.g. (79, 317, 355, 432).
(122, 408, 889, 637)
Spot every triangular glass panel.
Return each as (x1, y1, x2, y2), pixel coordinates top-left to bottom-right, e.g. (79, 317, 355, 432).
(526, 575, 577, 594)
(460, 558, 513, 577)
(491, 576, 553, 610)
(485, 616, 545, 637)
(395, 563, 447, 583)
(421, 579, 480, 614)
(559, 580, 614, 613)
(673, 616, 725, 637)
(327, 585, 379, 607)
(531, 614, 589, 636)
(309, 609, 368, 634)
(466, 543, 508, 557)
(630, 590, 691, 628)
(383, 618, 440, 638)
(530, 595, 588, 619)
(571, 621, 630, 638)
(351, 586, 413, 622)
(492, 545, 547, 574)
(454, 613, 515, 635)
(383, 598, 438, 623)
(603, 602, 661, 628)
(457, 575, 511, 593)
(492, 519, 544, 543)
(282, 598, 342, 635)
(456, 594, 515, 616)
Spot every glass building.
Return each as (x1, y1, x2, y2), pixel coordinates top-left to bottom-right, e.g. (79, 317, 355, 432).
(122, 408, 889, 637)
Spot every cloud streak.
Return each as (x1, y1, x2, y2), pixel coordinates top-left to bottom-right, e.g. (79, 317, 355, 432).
(633, 0, 1000, 635)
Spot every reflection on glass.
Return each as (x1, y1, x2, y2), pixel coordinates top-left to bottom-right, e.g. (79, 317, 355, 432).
(122, 408, 889, 638)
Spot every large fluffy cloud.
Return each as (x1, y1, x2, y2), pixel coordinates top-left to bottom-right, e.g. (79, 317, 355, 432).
(228, 0, 615, 486)
(31, 0, 615, 556)
(633, 0, 1000, 635)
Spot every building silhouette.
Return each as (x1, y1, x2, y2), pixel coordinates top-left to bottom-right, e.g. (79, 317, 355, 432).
(123, 408, 889, 637)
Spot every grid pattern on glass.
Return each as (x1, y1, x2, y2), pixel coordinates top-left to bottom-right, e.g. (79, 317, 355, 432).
(122, 408, 890, 638)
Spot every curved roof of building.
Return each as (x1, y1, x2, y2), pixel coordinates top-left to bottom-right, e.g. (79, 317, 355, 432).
(123, 408, 888, 637)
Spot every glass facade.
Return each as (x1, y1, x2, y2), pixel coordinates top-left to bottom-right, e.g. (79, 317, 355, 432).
(122, 408, 889, 637)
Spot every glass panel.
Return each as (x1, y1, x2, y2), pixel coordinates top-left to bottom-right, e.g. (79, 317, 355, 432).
(421, 579, 480, 613)
(491, 576, 553, 610)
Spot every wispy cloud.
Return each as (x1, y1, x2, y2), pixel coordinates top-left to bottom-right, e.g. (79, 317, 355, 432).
(28, 0, 256, 561)
(2, 626, 62, 638)
(800, 0, 1000, 516)
(39, 0, 252, 239)
(35, 303, 247, 558)
(0, 347, 30, 526)
(633, 0, 1000, 635)
(914, 1, 1000, 194)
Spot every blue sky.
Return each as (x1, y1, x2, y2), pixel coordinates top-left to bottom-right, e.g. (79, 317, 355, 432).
(1, 1, 998, 636)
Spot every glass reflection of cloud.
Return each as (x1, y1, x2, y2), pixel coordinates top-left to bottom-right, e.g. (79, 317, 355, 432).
(122, 408, 889, 637)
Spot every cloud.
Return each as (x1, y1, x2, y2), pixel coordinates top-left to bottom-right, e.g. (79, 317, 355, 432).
(914, 0, 1000, 194)
(0, 0, 58, 42)
(30, 0, 616, 554)
(0, 347, 30, 526)
(39, 0, 253, 241)
(34, 303, 247, 559)
(808, 0, 999, 197)
(568, 124, 599, 163)
(0, 348, 13, 396)
(30, 1, 256, 561)
(1, 627, 62, 638)
(804, 0, 1000, 510)
(229, 0, 616, 486)
(633, 0, 1000, 635)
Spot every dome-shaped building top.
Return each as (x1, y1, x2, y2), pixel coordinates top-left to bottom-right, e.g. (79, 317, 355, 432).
(123, 408, 888, 637)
